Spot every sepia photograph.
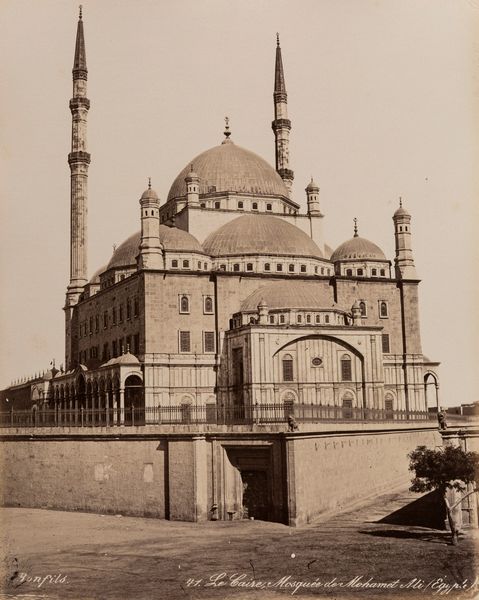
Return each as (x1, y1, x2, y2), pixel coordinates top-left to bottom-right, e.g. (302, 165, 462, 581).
(0, 1, 478, 598)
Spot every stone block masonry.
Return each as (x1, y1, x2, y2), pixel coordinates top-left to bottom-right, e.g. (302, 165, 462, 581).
(0, 426, 441, 525)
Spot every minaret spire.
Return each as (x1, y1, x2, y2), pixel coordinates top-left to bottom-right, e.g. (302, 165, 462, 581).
(272, 34, 294, 197)
(66, 7, 91, 305)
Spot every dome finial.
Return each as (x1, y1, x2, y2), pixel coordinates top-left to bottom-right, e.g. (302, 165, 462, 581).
(79, 4, 83, 19)
(148, 177, 151, 190)
(224, 116, 231, 139)
(276, 32, 280, 47)
(399, 196, 402, 208)
(353, 217, 358, 237)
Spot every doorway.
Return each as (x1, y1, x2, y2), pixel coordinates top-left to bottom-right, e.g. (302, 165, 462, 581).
(241, 470, 269, 520)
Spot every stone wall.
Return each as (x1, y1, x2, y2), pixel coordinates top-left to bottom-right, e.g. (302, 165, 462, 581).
(0, 426, 440, 526)
(0, 437, 167, 518)
(287, 427, 441, 525)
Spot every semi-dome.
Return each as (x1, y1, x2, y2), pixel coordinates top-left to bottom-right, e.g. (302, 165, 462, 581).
(203, 214, 324, 259)
(167, 141, 289, 201)
(106, 226, 204, 270)
(330, 236, 386, 262)
(241, 281, 332, 311)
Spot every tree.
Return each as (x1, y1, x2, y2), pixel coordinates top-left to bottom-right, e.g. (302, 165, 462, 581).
(408, 445, 479, 544)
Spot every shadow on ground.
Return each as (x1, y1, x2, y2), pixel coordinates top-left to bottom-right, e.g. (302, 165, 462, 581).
(376, 490, 446, 529)
(359, 528, 451, 545)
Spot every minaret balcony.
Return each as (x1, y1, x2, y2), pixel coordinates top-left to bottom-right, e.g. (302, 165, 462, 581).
(70, 97, 90, 111)
(271, 118, 291, 131)
(68, 151, 91, 165)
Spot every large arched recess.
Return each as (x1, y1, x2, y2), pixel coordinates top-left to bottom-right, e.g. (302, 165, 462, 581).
(273, 334, 366, 408)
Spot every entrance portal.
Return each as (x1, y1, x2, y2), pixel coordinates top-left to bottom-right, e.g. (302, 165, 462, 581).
(241, 470, 269, 520)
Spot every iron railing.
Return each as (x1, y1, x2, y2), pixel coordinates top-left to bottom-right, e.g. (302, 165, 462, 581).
(0, 404, 435, 428)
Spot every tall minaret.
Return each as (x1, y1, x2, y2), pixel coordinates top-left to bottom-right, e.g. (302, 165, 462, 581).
(66, 6, 90, 306)
(393, 198, 417, 279)
(272, 34, 294, 196)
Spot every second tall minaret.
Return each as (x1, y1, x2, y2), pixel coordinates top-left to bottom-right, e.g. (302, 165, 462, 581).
(272, 34, 294, 196)
(66, 6, 90, 305)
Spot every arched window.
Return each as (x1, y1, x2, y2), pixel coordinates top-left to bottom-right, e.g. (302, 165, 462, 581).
(200, 203, 206, 208)
(346, 269, 353, 276)
(283, 391, 295, 418)
(276, 263, 283, 272)
(172, 259, 178, 268)
(238, 201, 243, 209)
(233, 263, 240, 272)
(282, 354, 294, 381)
(342, 392, 354, 419)
(204, 296, 214, 314)
(269, 315, 275, 324)
(315, 314, 320, 324)
(246, 263, 253, 271)
(341, 354, 352, 381)
(219, 264, 226, 271)
(252, 202, 258, 210)
(385, 393, 394, 418)
(289, 264, 295, 272)
(264, 263, 271, 271)
(379, 301, 388, 318)
(371, 268, 377, 277)
(380, 268, 386, 277)
(324, 314, 330, 324)
(359, 301, 367, 317)
(306, 314, 311, 323)
(297, 314, 302, 323)
(301, 264, 307, 273)
(279, 314, 285, 323)
(357, 268, 364, 276)
(214, 201, 221, 209)
(180, 295, 190, 313)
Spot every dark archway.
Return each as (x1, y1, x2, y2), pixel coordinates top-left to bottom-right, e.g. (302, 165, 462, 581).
(124, 375, 144, 426)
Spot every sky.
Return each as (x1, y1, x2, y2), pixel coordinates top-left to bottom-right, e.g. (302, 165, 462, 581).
(0, 0, 478, 405)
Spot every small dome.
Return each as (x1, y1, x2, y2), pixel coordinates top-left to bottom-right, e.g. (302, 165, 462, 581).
(306, 178, 319, 191)
(203, 214, 324, 258)
(167, 141, 289, 201)
(393, 206, 410, 218)
(89, 265, 106, 285)
(140, 185, 159, 201)
(330, 236, 386, 262)
(241, 281, 331, 311)
(106, 227, 204, 270)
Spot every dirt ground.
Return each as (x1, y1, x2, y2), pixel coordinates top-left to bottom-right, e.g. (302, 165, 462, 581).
(0, 490, 477, 600)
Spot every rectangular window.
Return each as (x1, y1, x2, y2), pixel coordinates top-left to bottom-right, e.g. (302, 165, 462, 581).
(179, 331, 191, 353)
(112, 307, 117, 325)
(341, 358, 352, 381)
(134, 297, 139, 317)
(133, 333, 140, 355)
(203, 331, 215, 353)
(282, 359, 294, 382)
(103, 311, 108, 328)
(126, 299, 131, 320)
(382, 334, 390, 353)
(119, 305, 124, 322)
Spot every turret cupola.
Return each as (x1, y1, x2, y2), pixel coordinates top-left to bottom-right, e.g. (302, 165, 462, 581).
(306, 178, 321, 215)
(185, 165, 199, 206)
(138, 179, 163, 270)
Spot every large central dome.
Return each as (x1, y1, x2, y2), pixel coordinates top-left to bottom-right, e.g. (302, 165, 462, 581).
(167, 140, 289, 201)
(203, 214, 324, 258)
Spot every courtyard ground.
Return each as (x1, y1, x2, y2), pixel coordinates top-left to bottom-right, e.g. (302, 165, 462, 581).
(0, 490, 477, 600)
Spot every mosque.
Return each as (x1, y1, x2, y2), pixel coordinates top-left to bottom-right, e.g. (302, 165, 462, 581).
(2, 8, 441, 424)
(0, 10, 442, 525)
